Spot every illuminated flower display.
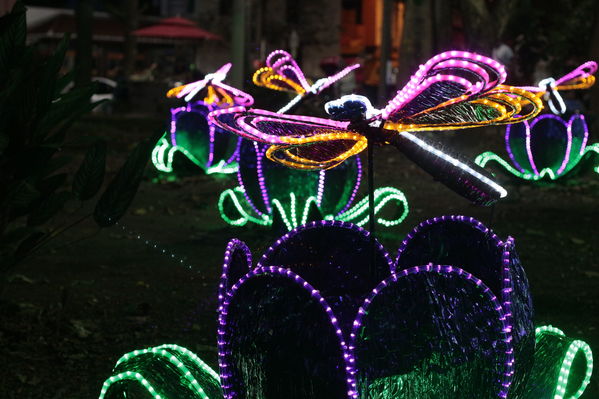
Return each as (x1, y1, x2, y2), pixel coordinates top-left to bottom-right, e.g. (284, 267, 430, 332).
(209, 51, 544, 206)
(475, 114, 599, 180)
(218, 141, 408, 230)
(100, 217, 593, 399)
(475, 62, 599, 181)
(151, 63, 254, 175)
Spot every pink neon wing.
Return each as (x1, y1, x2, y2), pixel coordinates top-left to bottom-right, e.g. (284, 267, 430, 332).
(554, 61, 597, 86)
(175, 78, 209, 99)
(315, 64, 361, 94)
(213, 82, 255, 106)
(266, 50, 311, 91)
(208, 107, 366, 169)
(210, 107, 349, 144)
(382, 51, 507, 123)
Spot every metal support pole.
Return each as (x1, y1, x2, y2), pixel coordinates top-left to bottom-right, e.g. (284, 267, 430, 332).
(367, 135, 376, 276)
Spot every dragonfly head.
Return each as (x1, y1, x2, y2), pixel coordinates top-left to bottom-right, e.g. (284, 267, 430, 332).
(325, 94, 377, 122)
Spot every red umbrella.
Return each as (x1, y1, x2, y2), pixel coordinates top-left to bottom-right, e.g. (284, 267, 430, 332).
(133, 17, 221, 40)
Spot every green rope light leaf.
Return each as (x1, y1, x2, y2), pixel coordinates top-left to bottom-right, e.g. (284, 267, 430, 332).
(523, 325, 594, 399)
(218, 186, 409, 231)
(151, 134, 238, 175)
(100, 344, 222, 399)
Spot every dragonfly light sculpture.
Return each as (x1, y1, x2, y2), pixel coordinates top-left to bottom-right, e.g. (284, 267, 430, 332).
(253, 49, 360, 113)
(517, 61, 597, 115)
(152, 63, 254, 175)
(475, 62, 599, 181)
(219, 50, 408, 231)
(210, 51, 544, 206)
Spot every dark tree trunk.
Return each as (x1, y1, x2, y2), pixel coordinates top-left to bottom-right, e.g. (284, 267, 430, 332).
(74, 0, 93, 87)
(124, 0, 139, 77)
(588, 7, 599, 131)
(458, 0, 518, 53)
(398, 0, 434, 85)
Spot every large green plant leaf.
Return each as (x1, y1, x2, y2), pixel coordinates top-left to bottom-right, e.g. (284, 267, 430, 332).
(93, 135, 159, 227)
(27, 191, 72, 226)
(36, 85, 98, 143)
(34, 35, 69, 120)
(6, 181, 40, 209)
(72, 140, 107, 201)
(0, 1, 26, 75)
(38, 173, 68, 196)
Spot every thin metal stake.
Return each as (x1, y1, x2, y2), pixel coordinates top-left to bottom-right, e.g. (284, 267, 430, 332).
(367, 136, 376, 275)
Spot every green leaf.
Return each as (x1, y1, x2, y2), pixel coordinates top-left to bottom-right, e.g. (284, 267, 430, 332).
(0, 129, 8, 154)
(6, 181, 40, 209)
(14, 231, 46, 262)
(27, 191, 72, 226)
(35, 85, 96, 142)
(0, 1, 26, 75)
(93, 135, 158, 227)
(36, 35, 69, 116)
(37, 173, 68, 196)
(72, 140, 106, 201)
(44, 155, 73, 177)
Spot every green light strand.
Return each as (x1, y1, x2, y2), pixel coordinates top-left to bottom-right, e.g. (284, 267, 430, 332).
(115, 344, 220, 382)
(218, 186, 409, 230)
(475, 144, 599, 181)
(333, 187, 410, 227)
(535, 325, 594, 399)
(100, 371, 164, 399)
(99, 344, 221, 399)
(218, 187, 271, 226)
(151, 134, 238, 175)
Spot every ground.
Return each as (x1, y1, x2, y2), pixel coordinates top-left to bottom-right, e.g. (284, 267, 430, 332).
(0, 114, 597, 398)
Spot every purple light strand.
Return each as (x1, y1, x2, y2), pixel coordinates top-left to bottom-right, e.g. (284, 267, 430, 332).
(577, 114, 590, 156)
(169, 106, 187, 146)
(393, 215, 502, 273)
(336, 156, 362, 215)
(217, 265, 357, 399)
(524, 121, 540, 176)
(347, 263, 515, 399)
(501, 237, 516, 387)
(505, 121, 529, 174)
(255, 143, 272, 213)
(218, 239, 252, 313)
(235, 142, 268, 217)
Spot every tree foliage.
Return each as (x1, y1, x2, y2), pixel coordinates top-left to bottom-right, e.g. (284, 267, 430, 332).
(0, 2, 157, 286)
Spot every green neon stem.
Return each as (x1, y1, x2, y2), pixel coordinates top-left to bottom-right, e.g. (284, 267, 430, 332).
(475, 143, 599, 181)
(218, 186, 409, 231)
(100, 344, 221, 399)
(151, 134, 238, 175)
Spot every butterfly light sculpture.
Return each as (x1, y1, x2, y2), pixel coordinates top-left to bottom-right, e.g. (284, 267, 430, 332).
(152, 63, 254, 175)
(475, 62, 599, 181)
(210, 51, 544, 206)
